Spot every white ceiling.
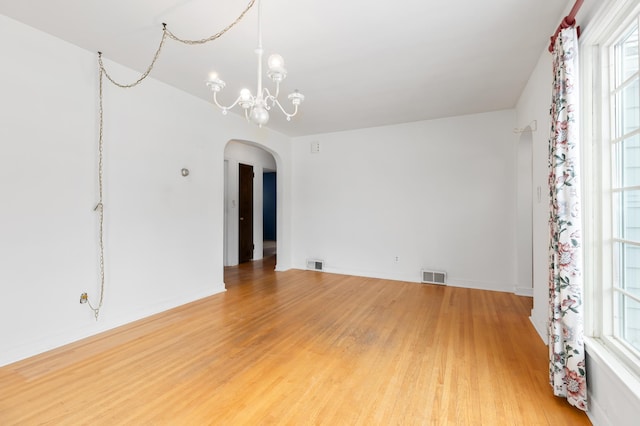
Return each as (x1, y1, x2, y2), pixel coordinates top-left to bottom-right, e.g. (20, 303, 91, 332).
(0, 0, 572, 137)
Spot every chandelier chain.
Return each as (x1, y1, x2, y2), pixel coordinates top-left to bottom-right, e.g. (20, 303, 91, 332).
(98, 30, 167, 89)
(88, 0, 256, 320)
(97, 0, 255, 88)
(165, 0, 255, 45)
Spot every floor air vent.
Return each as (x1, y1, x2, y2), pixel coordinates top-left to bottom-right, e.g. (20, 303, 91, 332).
(306, 259, 324, 271)
(421, 269, 446, 285)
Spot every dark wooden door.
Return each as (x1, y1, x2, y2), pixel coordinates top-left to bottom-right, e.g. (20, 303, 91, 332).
(238, 163, 254, 263)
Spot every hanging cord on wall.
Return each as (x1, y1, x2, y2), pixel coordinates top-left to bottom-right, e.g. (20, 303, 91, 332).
(89, 65, 106, 321)
(88, 0, 256, 320)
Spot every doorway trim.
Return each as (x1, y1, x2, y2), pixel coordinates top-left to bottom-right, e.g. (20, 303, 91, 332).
(515, 125, 534, 297)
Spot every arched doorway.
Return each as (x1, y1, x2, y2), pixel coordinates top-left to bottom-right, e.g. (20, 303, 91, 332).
(223, 140, 278, 266)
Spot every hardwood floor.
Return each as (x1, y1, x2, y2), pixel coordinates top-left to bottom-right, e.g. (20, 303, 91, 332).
(0, 256, 590, 425)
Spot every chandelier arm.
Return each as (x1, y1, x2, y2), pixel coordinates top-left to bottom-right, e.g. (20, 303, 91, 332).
(263, 85, 280, 105)
(165, 0, 256, 45)
(272, 98, 300, 119)
(212, 92, 246, 112)
(262, 88, 274, 108)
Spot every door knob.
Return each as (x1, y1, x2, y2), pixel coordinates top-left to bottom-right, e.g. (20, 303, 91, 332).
(240, 217, 244, 221)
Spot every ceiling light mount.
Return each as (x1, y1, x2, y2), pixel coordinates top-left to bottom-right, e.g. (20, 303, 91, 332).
(205, 0, 303, 127)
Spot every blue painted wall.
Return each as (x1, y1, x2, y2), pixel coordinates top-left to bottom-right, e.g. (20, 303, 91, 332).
(263, 172, 277, 241)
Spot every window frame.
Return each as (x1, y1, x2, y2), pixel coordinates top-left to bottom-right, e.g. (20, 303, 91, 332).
(582, 0, 640, 379)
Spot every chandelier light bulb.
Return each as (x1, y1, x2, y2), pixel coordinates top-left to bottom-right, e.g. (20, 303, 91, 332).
(267, 54, 285, 72)
(267, 53, 287, 82)
(240, 88, 252, 101)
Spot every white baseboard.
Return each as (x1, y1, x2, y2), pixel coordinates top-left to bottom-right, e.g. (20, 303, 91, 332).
(515, 287, 534, 297)
(529, 312, 547, 343)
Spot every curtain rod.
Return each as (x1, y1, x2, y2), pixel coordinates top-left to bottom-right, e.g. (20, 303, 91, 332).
(548, 0, 584, 52)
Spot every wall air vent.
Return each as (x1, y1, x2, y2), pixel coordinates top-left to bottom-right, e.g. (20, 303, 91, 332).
(306, 259, 324, 271)
(421, 269, 446, 285)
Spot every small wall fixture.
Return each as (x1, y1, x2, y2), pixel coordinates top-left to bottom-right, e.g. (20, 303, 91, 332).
(181, 168, 190, 177)
(513, 120, 538, 134)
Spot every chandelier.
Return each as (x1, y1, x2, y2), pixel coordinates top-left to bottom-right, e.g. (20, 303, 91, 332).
(205, 0, 304, 127)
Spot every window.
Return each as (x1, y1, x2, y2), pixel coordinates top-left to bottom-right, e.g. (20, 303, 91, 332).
(611, 21, 640, 356)
(583, 0, 640, 377)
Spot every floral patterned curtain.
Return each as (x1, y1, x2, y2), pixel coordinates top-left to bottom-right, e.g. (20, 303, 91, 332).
(548, 27, 587, 411)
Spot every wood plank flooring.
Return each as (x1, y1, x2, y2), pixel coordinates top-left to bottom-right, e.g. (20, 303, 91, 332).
(0, 256, 590, 425)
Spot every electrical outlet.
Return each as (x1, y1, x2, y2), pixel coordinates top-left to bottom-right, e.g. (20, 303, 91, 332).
(80, 293, 88, 304)
(394, 256, 400, 263)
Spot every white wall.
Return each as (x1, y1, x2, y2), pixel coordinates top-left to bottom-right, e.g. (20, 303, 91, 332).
(515, 50, 553, 340)
(224, 140, 277, 266)
(0, 14, 292, 366)
(291, 110, 519, 292)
